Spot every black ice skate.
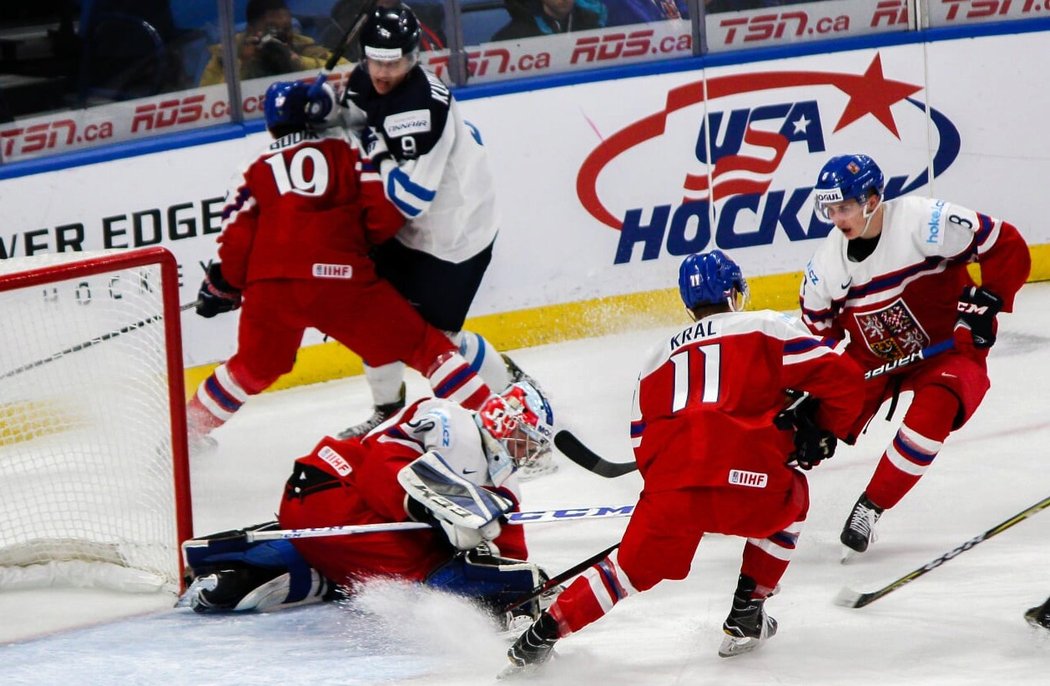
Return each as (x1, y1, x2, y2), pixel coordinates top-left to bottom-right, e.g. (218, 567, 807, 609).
(1025, 598, 1050, 630)
(719, 577, 778, 658)
(841, 493, 884, 560)
(499, 612, 559, 679)
(337, 383, 406, 439)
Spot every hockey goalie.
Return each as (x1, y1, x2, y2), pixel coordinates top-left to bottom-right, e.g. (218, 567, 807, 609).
(182, 380, 557, 628)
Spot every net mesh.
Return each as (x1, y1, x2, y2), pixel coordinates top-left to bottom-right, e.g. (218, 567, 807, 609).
(0, 250, 184, 593)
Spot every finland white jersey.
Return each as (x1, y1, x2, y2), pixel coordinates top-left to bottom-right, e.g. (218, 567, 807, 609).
(349, 65, 499, 263)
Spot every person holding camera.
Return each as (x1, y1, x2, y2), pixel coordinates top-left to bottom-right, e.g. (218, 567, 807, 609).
(199, 0, 347, 86)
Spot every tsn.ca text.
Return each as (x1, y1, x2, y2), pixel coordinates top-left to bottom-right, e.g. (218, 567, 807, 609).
(716, 0, 908, 45)
(941, 0, 1050, 20)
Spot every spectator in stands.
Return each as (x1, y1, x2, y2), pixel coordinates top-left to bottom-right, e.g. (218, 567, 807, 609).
(199, 0, 347, 86)
(492, 0, 607, 40)
(607, 0, 688, 27)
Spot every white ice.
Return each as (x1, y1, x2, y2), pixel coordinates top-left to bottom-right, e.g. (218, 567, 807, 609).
(2, 283, 1049, 685)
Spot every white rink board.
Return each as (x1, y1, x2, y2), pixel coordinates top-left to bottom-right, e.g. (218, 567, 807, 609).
(1, 30, 1048, 368)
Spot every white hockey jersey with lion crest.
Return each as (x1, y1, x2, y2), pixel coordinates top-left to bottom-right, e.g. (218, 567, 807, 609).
(799, 195, 1030, 372)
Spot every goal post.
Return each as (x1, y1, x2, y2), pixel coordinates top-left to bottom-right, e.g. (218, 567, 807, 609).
(0, 246, 192, 595)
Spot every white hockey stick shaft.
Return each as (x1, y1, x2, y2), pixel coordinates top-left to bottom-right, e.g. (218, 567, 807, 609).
(245, 504, 635, 542)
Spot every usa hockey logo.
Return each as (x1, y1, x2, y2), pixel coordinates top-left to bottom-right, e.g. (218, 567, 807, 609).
(575, 54, 962, 264)
(854, 299, 930, 362)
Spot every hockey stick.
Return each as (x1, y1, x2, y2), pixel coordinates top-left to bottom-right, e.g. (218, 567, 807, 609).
(863, 338, 954, 380)
(323, 0, 377, 71)
(835, 494, 1050, 609)
(555, 339, 959, 479)
(554, 430, 638, 478)
(501, 542, 621, 613)
(238, 504, 636, 542)
(0, 300, 200, 381)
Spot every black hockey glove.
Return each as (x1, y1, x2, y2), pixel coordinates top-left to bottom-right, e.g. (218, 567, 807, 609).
(196, 262, 241, 319)
(775, 391, 837, 470)
(791, 419, 838, 470)
(957, 286, 1003, 349)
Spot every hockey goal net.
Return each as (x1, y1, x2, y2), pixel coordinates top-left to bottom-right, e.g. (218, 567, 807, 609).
(0, 247, 192, 595)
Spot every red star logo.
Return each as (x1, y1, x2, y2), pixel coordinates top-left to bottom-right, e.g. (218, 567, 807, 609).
(833, 54, 923, 138)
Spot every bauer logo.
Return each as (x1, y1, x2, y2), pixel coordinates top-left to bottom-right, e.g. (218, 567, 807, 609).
(318, 446, 353, 477)
(728, 469, 768, 489)
(575, 53, 962, 264)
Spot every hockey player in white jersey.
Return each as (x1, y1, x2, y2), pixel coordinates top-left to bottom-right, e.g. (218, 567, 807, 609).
(336, 6, 539, 458)
(800, 154, 1030, 558)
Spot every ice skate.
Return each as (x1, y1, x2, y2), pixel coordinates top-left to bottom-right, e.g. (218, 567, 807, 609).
(1025, 599, 1050, 630)
(338, 383, 406, 439)
(840, 493, 883, 561)
(718, 596, 778, 657)
(498, 612, 559, 679)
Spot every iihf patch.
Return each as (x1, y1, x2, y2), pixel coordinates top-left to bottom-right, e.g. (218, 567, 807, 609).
(312, 263, 353, 279)
(318, 446, 353, 476)
(728, 469, 768, 488)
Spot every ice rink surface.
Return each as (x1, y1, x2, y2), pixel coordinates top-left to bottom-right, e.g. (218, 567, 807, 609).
(2, 283, 1049, 685)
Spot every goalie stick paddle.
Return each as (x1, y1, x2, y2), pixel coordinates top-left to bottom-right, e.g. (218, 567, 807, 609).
(0, 300, 200, 381)
(835, 493, 1050, 609)
(238, 503, 636, 542)
(501, 542, 621, 614)
(554, 430, 638, 478)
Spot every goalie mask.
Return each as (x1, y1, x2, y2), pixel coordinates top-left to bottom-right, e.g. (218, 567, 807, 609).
(477, 381, 554, 471)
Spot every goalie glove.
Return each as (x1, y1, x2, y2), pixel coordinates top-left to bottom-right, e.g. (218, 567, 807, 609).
(398, 452, 513, 551)
(196, 262, 241, 319)
(956, 286, 1003, 349)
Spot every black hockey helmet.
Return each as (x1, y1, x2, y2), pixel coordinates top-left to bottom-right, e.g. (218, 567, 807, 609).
(360, 5, 421, 61)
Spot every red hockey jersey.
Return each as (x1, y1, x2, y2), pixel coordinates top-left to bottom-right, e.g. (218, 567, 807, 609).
(631, 310, 864, 494)
(215, 128, 405, 289)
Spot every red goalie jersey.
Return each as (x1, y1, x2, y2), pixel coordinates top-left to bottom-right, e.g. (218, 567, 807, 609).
(631, 310, 864, 503)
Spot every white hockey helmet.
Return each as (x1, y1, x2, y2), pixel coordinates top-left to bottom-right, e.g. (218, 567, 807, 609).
(477, 381, 554, 470)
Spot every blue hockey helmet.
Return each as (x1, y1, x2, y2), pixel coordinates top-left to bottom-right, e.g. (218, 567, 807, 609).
(678, 250, 748, 312)
(263, 78, 336, 134)
(812, 154, 884, 222)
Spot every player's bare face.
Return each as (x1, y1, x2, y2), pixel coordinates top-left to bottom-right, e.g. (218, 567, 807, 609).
(366, 57, 413, 94)
(821, 199, 866, 239)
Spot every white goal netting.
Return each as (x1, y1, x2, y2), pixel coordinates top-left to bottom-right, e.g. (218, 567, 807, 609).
(0, 248, 191, 594)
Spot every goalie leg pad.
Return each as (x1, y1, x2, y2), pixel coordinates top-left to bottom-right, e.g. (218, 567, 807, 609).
(182, 524, 326, 611)
(426, 549, 547, 623)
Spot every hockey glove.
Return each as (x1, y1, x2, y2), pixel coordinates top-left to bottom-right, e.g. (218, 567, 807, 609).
(956, 286, 1003, 349)
(398, 451, 512, 551)
(776, 391, 837, 470)
(196, 262, 242, 319)
(359, 126, 393, 167)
